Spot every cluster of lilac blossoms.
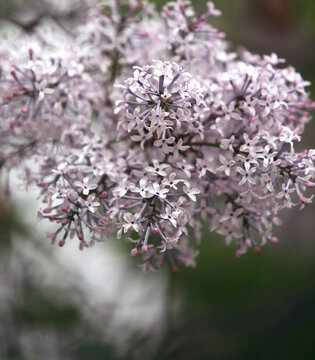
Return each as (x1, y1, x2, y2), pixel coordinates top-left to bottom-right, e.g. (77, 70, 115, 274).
(0, 0, 314, 271)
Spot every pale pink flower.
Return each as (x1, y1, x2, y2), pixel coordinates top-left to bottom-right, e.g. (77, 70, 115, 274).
(147, 182, 169, 199)
(160, 205, 179, 227)
(145, 160, 169, 177)
(237, 162, 257, 186)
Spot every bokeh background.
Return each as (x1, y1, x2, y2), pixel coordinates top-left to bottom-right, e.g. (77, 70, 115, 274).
(0, 1, 314, 359)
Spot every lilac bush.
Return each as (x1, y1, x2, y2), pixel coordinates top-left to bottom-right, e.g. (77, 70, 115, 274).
(0, 0, 314, 271)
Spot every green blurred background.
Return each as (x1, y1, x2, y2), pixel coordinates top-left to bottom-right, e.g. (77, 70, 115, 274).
(0, 1, 314, 359)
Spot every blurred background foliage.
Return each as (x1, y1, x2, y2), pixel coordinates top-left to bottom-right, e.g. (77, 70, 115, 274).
(0, 0, 314, 359)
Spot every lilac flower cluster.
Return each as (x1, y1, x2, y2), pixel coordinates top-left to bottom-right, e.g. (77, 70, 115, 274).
(0, 0, 314, 271)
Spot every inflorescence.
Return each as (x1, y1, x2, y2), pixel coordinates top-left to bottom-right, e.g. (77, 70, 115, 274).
(0, 0, 314, 271)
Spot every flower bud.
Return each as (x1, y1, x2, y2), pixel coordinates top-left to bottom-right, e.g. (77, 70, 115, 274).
(300, 197, 310, 205)
(130, 248, 138, 257)
(58, 239, 65, 247)
(28, 48, 34, 59)
(270, 237, 279, 244)
(253, 246, 261, 254)
(152, 227, 159, 234)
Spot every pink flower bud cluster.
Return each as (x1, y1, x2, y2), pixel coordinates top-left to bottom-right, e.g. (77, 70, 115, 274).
(0, 0, 314, 270)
